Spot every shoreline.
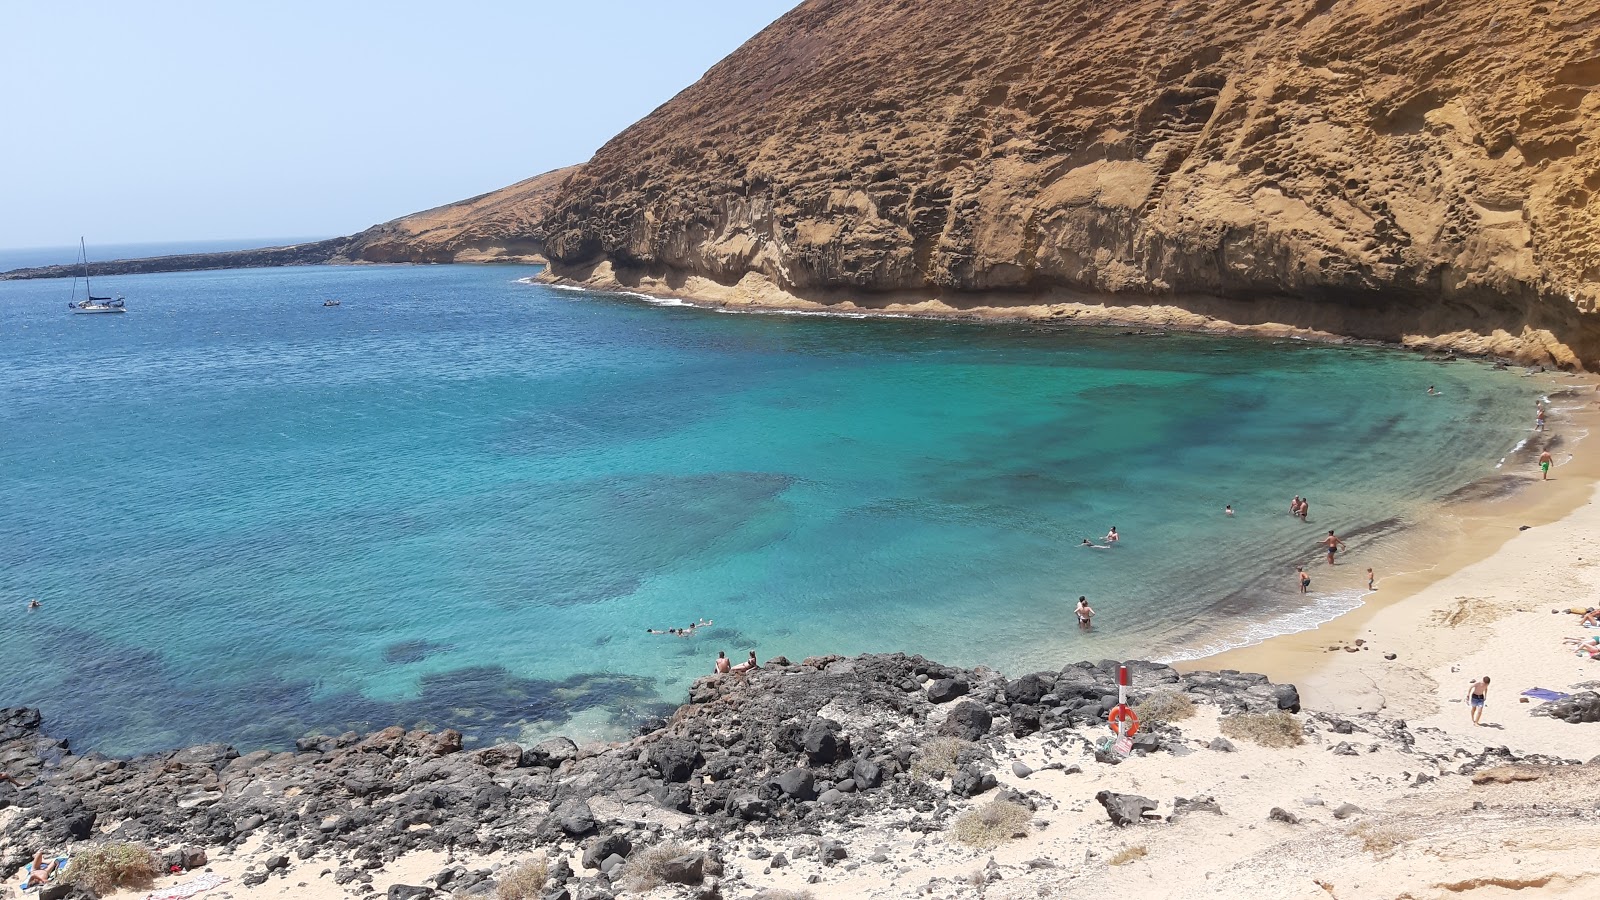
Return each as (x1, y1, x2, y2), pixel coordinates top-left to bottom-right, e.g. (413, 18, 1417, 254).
(1198, 376, 1600, 759)
(534, 262, 1590, 369)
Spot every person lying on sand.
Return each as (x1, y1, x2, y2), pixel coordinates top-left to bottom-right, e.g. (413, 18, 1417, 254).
(26, 850, 61, 887)
(730, 651, 759, 674)
(1580, 608, 1599, 627)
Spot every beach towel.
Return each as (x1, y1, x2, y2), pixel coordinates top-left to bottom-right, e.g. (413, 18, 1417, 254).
(141, 873, 229, 900)
(1520, 688, 1570, 701)
(17, 857, 68, 893)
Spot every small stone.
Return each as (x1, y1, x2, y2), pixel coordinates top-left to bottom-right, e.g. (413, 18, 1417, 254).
(1011, 761, 1033, 778)
(1268, 807, 1300, 825)
(1332, 803, 1363, 820)
(1208, 737, 1236, 753)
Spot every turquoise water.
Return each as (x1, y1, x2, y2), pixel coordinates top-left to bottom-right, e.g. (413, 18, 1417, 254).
(0, 264, 1533, 754)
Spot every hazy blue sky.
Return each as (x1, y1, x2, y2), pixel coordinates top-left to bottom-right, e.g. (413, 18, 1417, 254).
(0, 1, 800, 248)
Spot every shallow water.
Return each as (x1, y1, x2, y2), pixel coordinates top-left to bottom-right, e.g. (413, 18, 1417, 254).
(0, 264, 1533, 754)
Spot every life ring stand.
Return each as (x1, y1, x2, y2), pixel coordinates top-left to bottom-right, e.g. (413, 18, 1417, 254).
(1107, 703, 1140, 737)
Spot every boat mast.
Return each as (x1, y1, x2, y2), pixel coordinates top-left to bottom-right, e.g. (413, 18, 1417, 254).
(81, 236, 91, 299)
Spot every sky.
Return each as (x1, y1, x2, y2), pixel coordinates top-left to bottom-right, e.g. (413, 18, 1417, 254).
(0, 1, 801, 248)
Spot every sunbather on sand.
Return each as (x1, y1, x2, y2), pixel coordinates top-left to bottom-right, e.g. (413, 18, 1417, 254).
(1581, 608, 1600, 626)
(26, 850, 60, 887)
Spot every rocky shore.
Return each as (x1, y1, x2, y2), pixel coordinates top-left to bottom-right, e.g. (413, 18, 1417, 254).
(4, 652, 1594, 900)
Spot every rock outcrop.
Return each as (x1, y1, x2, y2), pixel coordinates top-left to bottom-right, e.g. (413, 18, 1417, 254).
(0, 167, 578, 280)
(536, 0, 1600, 366)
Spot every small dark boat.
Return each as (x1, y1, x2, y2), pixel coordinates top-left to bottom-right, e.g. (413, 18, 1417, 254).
(323, 299, 341, 307)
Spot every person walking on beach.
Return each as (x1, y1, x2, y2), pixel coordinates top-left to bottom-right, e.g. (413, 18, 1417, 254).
(1324, 530, 1345, 565)
(1539, 448, 1554, 480)
(1366, 567, 1375, 590)
(1468, 675, 1490, 725)
(1297, 567, 1310, 594)
(1075, 596, 1095, 629)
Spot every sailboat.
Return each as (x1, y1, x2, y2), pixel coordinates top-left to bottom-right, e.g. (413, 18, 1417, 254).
(66, 238, 126, 314)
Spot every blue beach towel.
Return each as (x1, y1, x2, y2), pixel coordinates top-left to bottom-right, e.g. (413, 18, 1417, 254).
(1520, 688, 1569, 702)
(17, 857, 68, 893)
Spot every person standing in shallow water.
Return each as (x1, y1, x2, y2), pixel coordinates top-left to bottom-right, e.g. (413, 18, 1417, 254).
(1468, 675, 1490, 725)
(1324, 530, 1345, 565)
(1297, 567, 1310, 594)
(1075, 596, 1095, 629)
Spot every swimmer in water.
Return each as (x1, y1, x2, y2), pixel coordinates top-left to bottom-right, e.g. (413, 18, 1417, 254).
(1225, 504, 1234, 516)
(1104, 526, 1119, 545)
(1427, 385, 1437, 396)
(27, 599, 41, 610)
(1081, 538, 1109, 549)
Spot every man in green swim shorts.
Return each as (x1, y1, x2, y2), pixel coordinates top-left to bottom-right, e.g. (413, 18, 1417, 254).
(1539, 449, 1553, 480)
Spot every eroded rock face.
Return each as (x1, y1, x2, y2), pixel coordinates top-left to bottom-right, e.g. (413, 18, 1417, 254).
(536, 0, 1600, 366)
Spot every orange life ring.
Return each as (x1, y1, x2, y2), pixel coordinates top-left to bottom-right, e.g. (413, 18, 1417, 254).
(1107, 704, 1140, 736)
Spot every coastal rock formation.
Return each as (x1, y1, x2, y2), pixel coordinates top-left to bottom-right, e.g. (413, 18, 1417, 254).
(537, 0, 1600, 366)
(1, 655, 1595, 899)
(0, 167, 578, 280)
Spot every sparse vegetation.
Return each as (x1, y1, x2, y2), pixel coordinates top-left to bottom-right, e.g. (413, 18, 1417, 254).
(911, 736, 973, 780)
(1219, 710, 1304, 747)
(1108, 844, 1149, 866)
(495, 858, 549, 900)
(1347, 821, 1414, 857)
(621, 840, 692, 893)
(1134, 691, 1196, 724)
(68, 843, 160, 896)
(754, 892, 818, 900)
(951, 798, 1032, 848)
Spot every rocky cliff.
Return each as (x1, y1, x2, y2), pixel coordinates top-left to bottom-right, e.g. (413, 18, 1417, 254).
(0, 167, 578, 280)
(538, 0, 1600, 366)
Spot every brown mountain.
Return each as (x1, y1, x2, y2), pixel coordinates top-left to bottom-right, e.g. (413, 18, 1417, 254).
(534, 0, 1600, 366)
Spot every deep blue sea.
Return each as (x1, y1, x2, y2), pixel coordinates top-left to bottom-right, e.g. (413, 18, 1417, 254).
(0, 263, 1535, 755)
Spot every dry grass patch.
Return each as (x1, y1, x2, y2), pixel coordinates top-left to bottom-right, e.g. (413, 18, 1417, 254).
(69, 843, 160, 896)
(754, 892, 817, 900)
(1347, 821, 1414, 857)
(910, 736, 973, 780)
(1108, 845, 1148, 866)
(495, 858, 549, 900)
(620, 841, 693, 893)
(1134, 691, 1195, 724)
(951, 798, 1031, 849)
(1219, 710, 1304, 747)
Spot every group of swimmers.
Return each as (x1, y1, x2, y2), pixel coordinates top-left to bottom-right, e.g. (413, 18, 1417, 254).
(646, 618, 712, 637)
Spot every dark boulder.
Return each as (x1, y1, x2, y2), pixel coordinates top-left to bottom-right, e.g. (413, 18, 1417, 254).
(521, 736, 579, 769)
(647, 739, 702, 783)
(555, 798, 597, 836)
(773, 767, 816, 801)
(937, 701, 992, 741)
(1094, 790, 1158, 827)
(926, 678, 969, 703)
(657, 853, 705, 885)
(950, 766, 996, 797)
(801, 719, 848, 765)
(582, 834, 633, 870)
(386, 886, 434, 900)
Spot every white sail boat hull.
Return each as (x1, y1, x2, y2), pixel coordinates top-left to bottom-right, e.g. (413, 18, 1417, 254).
(72, 305, 126, 314)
